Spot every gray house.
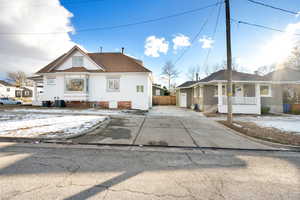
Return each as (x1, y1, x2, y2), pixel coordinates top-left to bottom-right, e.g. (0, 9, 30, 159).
(176, 69, 289, 114)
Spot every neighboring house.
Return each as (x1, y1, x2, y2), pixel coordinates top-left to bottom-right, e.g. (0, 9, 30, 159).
(152, 84, 167, 96)
(176, 69, 287, 114)
(15, 87, 33, 98)
(264, 68, 300, 104)
(35, 45, 152, 110)
(0, 80, 16, 98)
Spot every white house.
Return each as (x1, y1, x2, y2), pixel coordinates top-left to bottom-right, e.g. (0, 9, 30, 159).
(0, 80, 16, 98)
(35, 46, 153, 110)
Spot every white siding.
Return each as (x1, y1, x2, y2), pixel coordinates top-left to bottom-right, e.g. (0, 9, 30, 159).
(57, 51, 101, 71)
(0, 84, 16, 98)
(42, 72, 152, 110)
(89, 73, 151, 110)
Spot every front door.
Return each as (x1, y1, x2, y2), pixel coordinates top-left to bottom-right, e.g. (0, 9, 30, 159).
(180, 93, 187, 107)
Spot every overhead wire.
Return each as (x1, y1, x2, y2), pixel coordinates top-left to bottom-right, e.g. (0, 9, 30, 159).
(0, 2, 222, 36)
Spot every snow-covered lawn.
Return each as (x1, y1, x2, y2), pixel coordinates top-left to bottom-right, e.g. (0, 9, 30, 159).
(0, 114, 107, 138)
(241, 116, 300, 134)
(208, 114, 300, 134)
(6, 108, 129, 116)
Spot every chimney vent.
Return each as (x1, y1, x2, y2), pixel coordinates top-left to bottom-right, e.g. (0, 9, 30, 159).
(196, 73, 199, 81)
(121, 47, 124, 54)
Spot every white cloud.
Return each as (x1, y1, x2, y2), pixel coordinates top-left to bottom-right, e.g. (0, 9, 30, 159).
(199, 36, 214, 49)
(0, 0, 77, 74)
(172, 34, 191, 50)
(144, 36, 169, 57)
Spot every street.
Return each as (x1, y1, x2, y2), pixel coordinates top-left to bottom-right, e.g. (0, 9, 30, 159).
(0, 142, 299, 200)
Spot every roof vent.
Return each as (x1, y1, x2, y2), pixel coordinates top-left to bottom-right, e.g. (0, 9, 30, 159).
(121, 47, 124, 54)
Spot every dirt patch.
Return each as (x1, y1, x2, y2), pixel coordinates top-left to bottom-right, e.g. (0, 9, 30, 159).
(219, 120, 300, 146)
(147, 140, 169, 146)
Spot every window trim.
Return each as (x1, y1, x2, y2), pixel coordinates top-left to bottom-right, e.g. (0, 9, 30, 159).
(72, 56, 84, 67)
(64, 75, 87, 93)
(106, 78, 120, 92)
(260, 84, 272, 97)
(136, 85, 144, 93)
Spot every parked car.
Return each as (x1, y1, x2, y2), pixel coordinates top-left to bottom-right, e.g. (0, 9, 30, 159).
(0, 97, 22, 105)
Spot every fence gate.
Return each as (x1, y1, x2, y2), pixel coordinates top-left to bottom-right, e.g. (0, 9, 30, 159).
(153, 96, 176, 105)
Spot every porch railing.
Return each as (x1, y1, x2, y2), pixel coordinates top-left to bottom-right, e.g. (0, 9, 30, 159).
(222, 96, 256, 105)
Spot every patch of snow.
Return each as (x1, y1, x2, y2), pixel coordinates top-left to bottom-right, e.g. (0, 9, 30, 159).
(6, 108, 127, 116)
(0, 114, 107, 138)
(236, 116, 300, 134)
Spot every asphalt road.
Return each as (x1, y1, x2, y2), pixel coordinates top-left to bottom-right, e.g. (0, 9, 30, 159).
(0, 142, 299, 200)
(72, 106, 271, 149)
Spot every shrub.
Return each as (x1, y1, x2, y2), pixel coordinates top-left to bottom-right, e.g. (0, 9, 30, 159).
(261, 106, 270, 114)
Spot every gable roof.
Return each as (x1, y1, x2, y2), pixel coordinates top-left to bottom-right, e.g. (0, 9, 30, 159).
(177, 81, 199, 88)
(199, 69, 264, 82)
(0, 80, 14, 87)
(264, 68, 300, 81)
(37, 45, 151, 74)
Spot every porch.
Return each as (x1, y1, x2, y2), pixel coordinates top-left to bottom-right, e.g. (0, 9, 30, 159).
(217, 83, 261, 115)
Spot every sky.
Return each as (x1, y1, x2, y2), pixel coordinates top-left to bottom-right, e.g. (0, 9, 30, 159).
(0, 0, 299, 86)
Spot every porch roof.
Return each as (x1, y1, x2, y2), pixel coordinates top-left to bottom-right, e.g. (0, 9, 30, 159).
(199, 70, 264, 82)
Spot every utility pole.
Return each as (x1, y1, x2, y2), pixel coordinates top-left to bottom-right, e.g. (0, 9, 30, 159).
(225, 0, 233, 123)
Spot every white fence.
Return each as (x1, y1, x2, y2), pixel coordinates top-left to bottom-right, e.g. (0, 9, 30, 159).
(222, 96, 256, 105)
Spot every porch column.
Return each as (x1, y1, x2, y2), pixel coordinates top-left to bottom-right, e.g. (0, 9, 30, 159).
(33, 81, 37, 102)
(218, 83, 222, 106)
(255, 83, 261, 115)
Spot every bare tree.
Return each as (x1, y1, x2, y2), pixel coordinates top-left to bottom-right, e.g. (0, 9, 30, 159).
(255, 65, 275, 76)
(8, 71, 27, 87)
(283, 44, 300, 70)
(186, 65, 200, 81)
(161, 61, 179, 89)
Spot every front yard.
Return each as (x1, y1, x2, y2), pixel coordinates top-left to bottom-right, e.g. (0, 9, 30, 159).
(0, 112, 107, 139)
(214, 115, 300, 146)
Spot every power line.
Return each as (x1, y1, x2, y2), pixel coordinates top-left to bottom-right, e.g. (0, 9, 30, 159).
(231, 19, 300, 36)
(246, 0, 299, 15)
(173, 3, 221, 65)
(0, 0, 105, 8)
(0, 2, 222, 36)
(204, 1, 223, 74)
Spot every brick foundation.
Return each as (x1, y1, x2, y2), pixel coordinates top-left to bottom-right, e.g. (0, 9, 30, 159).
(118, 101, 132, 109)
(99, 101, 109, 109)
(65, 101, 90, 108)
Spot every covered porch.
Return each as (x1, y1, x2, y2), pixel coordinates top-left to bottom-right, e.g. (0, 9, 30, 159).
(217, 82, 261, 115)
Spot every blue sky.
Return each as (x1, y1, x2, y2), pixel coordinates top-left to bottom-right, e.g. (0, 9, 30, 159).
(0, 0, 299, 85)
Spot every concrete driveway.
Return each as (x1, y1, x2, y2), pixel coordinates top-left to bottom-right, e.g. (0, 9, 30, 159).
(72, 106, 270, 149)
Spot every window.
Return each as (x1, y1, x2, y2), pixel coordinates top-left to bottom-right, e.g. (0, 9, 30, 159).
(260, 85, 271, 97)
(136, 85, 144, 93)
(72, 56, 83, 67)
(107, 78, 120, 92)
(65, 75, 86, 92)
(46, 77, 56, 85)
(6, 88, 10, 92)
(24, 91, 30, 96)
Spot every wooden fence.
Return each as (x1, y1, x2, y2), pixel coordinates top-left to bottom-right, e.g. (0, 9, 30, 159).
(153, 96, 176, 105)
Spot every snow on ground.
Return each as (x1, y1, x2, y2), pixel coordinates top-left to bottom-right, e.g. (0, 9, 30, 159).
(210, 114, 300, 134)
(6, 108, 128, 116)
(0, 114, 107, 138)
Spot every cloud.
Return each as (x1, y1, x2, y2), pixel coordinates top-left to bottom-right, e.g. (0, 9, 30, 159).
(144, 36, 169, 57)
(172, 34, 191, 50)
(199, 36, 214, 49)
(0, 0, 76, 75)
